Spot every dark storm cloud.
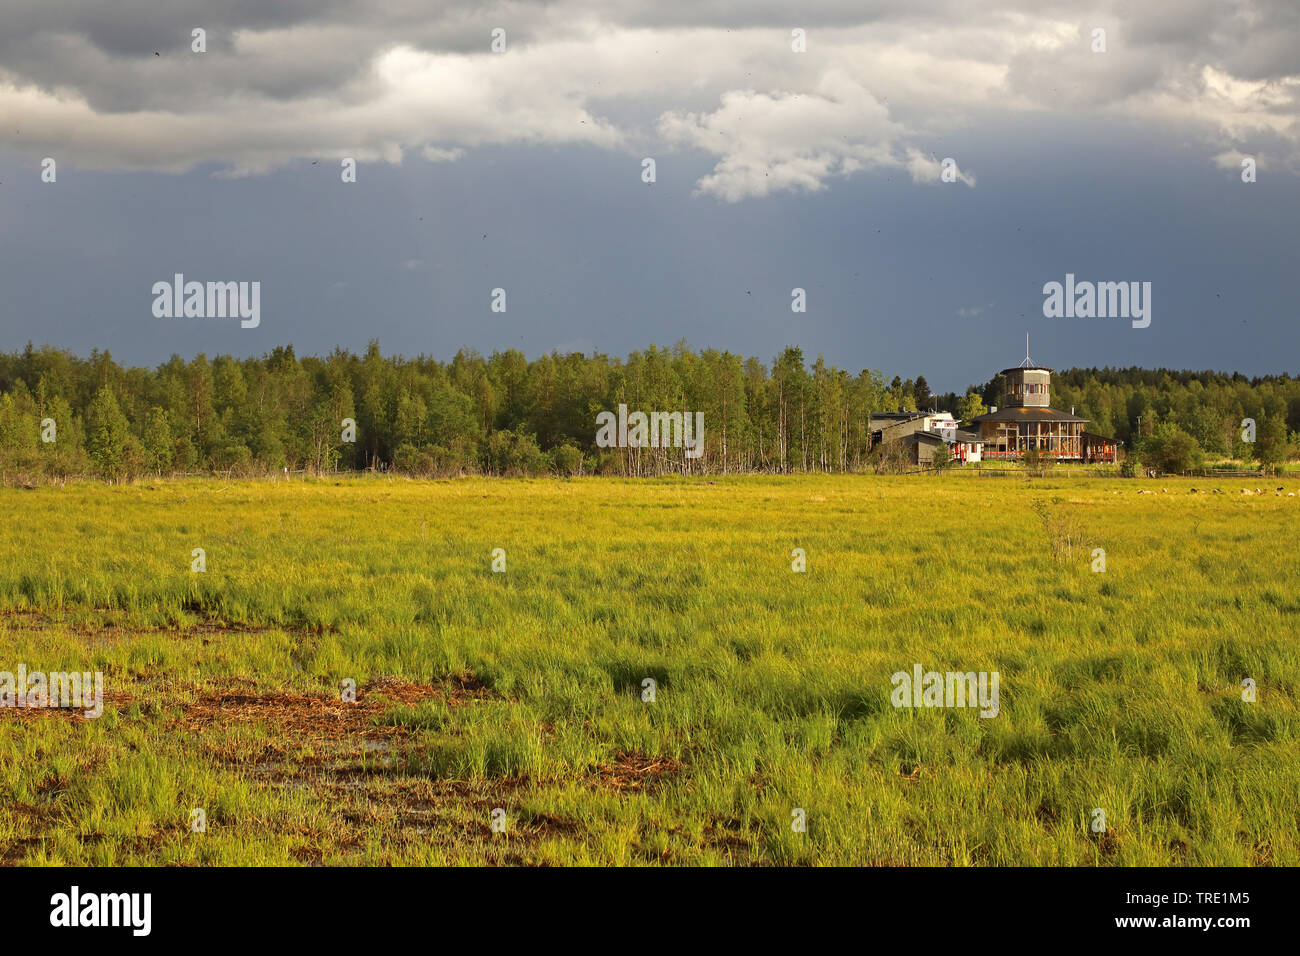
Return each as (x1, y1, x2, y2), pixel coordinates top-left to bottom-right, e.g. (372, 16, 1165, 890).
(0, 1, 1296, 388)
(0, 1, 1296, 181)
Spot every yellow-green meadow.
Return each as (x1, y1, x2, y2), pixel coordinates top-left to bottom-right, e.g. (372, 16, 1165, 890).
(2, 474, 1297, 865)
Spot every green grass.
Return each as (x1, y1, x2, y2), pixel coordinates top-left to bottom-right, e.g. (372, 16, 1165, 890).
(2, 474, 1298, 865)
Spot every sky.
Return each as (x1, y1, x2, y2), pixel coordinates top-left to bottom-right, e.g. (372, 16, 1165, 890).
(1, 0, 1297, 393)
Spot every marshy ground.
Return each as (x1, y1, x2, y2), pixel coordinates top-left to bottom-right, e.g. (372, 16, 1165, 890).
(1, 475, 1297, 864)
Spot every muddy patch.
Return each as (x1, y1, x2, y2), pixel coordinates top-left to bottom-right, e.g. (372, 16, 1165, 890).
(591, 751, 684, 793)
(0, 691, 134, 722)
(169, 673, 500, 744)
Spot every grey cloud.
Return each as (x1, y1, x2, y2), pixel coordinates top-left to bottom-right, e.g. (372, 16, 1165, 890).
(0, 0, 1295, 196)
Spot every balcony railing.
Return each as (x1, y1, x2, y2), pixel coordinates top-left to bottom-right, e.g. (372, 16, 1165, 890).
(979, 449, 1103, 461)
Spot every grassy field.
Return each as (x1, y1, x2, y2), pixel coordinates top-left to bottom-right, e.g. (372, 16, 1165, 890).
(1, 474, 1297, 866)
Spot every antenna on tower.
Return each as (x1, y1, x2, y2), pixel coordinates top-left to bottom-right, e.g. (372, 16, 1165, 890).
(1019, 332, 1033, 368)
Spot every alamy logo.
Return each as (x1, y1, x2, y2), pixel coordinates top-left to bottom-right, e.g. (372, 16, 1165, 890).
(152, 274, 260, 328)
(1042, 273, 1150, 328)
(50, 886, 151, 936)
(890, 664, 999, 718)
(595, 404, 704, 458)
(0, 666, 103, 718)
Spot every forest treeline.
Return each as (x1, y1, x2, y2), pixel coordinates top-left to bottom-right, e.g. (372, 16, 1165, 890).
(0, 341, 1296, 480)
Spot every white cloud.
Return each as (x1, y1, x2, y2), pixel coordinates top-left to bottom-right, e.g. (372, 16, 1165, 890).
(657, 70, 908, 201)
(0, 1, 1296, 196)
(421, 146, 465, 162)
(904, 148, 976, 187)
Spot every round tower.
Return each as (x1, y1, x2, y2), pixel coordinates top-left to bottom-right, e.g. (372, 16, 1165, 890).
(1001, 365, 1053, 408)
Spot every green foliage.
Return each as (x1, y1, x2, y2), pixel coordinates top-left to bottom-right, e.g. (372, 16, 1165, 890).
(85, 387, 130, 479)
(1022, 448, 1055, 477)
(1254, 413, 1288, 470)
(870, 438, 911, 474)
(957, 391, 987, 423)
(486, 429, 547, 476)
(173, 436, 198, 471)
(1186, 404, 1228, 456)
(1, 344, 1297, 482)
(1051, 366, 1300, 457)
(549, 443, 584, 477)
(1139, 424, 1204, 474)
(142, 407, 174, 473)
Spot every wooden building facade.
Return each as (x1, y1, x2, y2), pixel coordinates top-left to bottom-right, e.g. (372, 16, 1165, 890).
(970, 362, 1113, 462)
